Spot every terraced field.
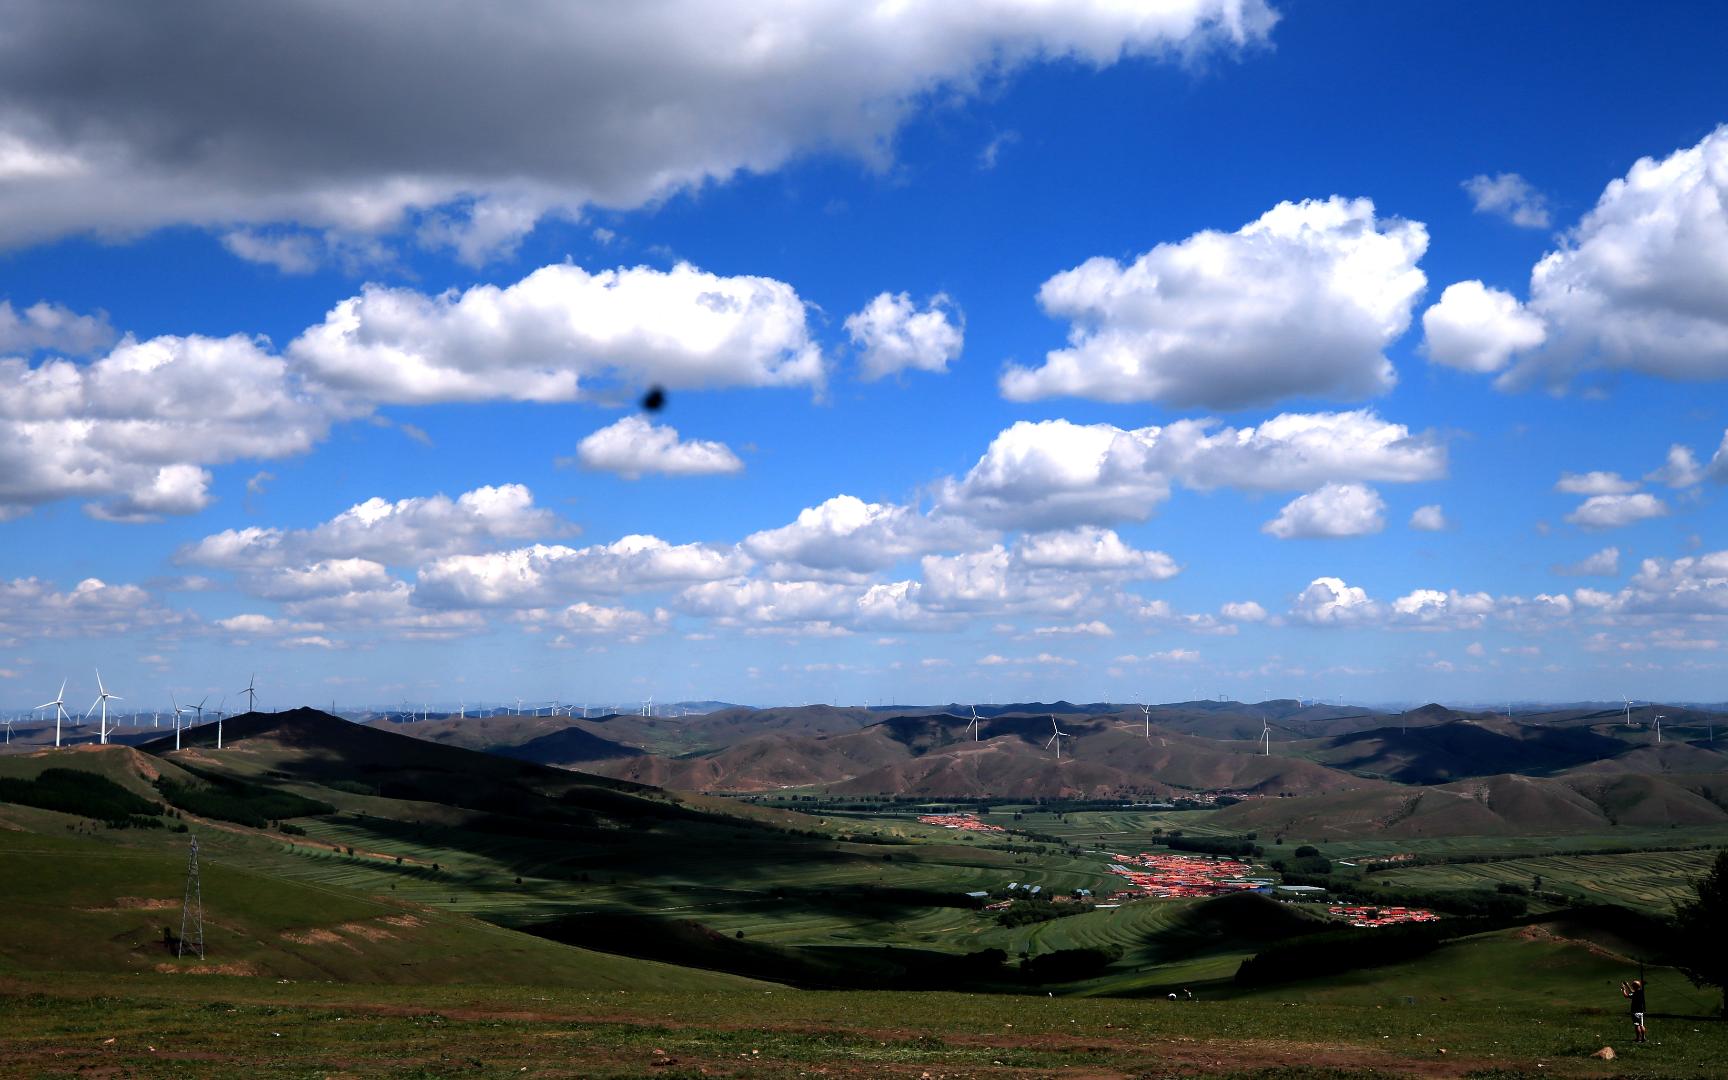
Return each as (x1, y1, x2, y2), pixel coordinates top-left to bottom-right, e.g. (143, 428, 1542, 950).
(1369, 848, 1721, 913)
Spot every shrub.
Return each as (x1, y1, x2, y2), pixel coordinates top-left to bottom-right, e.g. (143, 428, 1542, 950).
(1022, 946, 1123, 983)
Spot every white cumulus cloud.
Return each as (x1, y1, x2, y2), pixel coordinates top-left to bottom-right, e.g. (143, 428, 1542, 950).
(290, 262, 823, 405)
(1220, 600, 1268, 622)
(0, 299, 115, 355)
(1646, 444, 1705, 489)
(1013, 527, 1179, 579)
(744, 495, 988, 574)
(0, 333, 337, 522)
(938, 410, 1443, 529)
(1565, 493, 1668, 530)
(1554, 546, 1620, 577)
(1289, 576, 1381, 626)
(845, 292, 963, 380)
(1000, 196, 1427, 408)
(179, 484, 563, 570)
(1511, 126, 1728, 388)
(1421, 280, 1546, 373)
(573, 415, 743, 480)
(1262, 483, 1385, 539)
(1408, 504, 1448, 531)
(416, 535, 749, 609)
(1462, 172, 1551, 228)
(1555, 471, 1639, 496)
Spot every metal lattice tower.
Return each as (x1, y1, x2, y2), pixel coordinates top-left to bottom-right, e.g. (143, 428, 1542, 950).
(178, 835, 205, 960)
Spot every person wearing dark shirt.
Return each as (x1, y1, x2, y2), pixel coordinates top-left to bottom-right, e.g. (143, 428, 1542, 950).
(1620, 979, 1648, 1044)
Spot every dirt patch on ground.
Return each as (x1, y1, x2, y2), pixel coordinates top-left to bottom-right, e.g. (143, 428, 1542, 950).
(94, 897, 178, 911)
(151, 961, 259, 976)
(280, 928, 353, 948)
(380, 914, 424, 929)
(338, 921, 397, 942)
(1520, 922, 1632, 962)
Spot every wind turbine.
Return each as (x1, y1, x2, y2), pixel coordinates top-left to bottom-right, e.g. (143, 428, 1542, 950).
(965, 705, 982, 741)
(1623, 697, 1634, 727)
(458, 698, 466, 720)
(86, 669, 121, 745)
(1045, 715, 1072, 760)
(1654, 714, 1665, 744)
(1141, 703, 1151, 739)
(35, 679, 69, 748)
(170, 693, 189, 752)
(239, 674, 258, 714)
(515, 697, 523, 716)
(1260, 716, 1272, 757)
(3, 716, 11, 745)
(215, 696, 226, 750)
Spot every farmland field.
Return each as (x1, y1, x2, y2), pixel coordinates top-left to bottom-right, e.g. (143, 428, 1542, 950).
(1367, 848, 1721, 913)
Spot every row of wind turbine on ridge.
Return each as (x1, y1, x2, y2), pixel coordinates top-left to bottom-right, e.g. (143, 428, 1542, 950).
(27, 672, 258, 749)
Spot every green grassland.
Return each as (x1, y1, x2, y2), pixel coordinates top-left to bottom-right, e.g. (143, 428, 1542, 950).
(0, 830, 752, 990)
(7, 722, 1728, 1078)
(3, 924, 1727, 1078)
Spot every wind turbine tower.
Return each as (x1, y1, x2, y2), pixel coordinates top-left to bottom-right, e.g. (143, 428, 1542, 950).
(1141, 703, 1151, 739)
(35, 679, 69, 748)
(1654, 714, 1665, 744)
(965, 705, 982, 741)
(1045, 715, 1072, 760)
(1260, 716, 1272, 757)
(87, 670, 121, 745)
(239, 674, 258, 714)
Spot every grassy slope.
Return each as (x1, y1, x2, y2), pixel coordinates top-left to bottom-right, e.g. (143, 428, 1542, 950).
(3, 926, 1726, 1078)
(0, 830, 752, 990)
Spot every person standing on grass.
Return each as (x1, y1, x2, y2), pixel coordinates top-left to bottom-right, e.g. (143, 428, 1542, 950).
(1620, 979, 1648, 1044)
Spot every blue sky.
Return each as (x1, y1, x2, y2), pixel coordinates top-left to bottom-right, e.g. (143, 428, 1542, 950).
(2, 1, 1726, 713)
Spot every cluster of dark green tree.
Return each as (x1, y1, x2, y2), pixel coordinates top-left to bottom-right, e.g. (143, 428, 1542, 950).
(0, 768, 164, 828)
(1162, 834, 1263, 858)
(992, 897, 1095, 927)
(153, 771, 333, 828)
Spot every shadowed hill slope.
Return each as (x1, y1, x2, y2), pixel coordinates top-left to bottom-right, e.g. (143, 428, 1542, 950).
(1211, 770, 1728, 838)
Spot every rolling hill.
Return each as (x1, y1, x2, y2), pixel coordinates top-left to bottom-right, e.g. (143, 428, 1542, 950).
(1294, 716, 1635, 783)
(590, 709, 1382, 797)
(1210, 769, 1728, 838)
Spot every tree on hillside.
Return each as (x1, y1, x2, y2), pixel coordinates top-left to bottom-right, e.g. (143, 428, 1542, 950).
(1674, 850, 1728, 1017)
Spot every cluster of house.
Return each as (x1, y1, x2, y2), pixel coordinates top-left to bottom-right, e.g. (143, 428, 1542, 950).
(980, 881, 1088, 909)
(1183, 790, 1261, 806)
(1349, 852, 1416, 868)
(1103, 852, 1267, 898)
(1326, 904, 1440, 927)
(916, 813, 1006, 832)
